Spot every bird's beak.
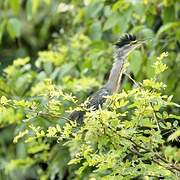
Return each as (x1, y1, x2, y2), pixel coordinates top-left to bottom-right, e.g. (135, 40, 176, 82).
(135, 38, 150, 48)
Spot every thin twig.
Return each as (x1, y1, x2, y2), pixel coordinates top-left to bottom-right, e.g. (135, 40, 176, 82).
(123, 72, 141, 87)
(149, 102, 160, 131)
(99, 121, 180, 174)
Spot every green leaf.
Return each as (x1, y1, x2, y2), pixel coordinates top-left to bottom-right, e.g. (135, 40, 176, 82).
(9, 0, 20, 15)
(129, 50, 142, 76)
(112, 0, 130, 12)
(26, 0, 40, 19)
(85, 3, 103, 18)
(0, 20, 6, 43)
(173, 120, 178, 127)
(168, 129, 180, 142)
(156, 22, 180, 37)
(7, 18, 22, 38)
(168, 114, 180, 120)
(44, 0, 51, 5)
(133, 2, 146, 16)
(103, 13, 120, 31)
(115, 8, 132, 33)
(32, 0, 40, 14)
(0, 96, 9, 105)
(89, 21, 102, 40)
(162, 6, 175, 23)
(26, 0, 33, 20)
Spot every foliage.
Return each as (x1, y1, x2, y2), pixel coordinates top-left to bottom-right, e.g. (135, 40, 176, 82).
(0, 0, 69, 64)
(1, 50, 180, 179)
(0, 0, 180, 102)
(0, 0, 180, 179)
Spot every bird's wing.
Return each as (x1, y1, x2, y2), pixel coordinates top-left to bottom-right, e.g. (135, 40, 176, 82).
(86, 87, 110, 110)
(69, 88, 109, 122)
(69, 110, 84, 123)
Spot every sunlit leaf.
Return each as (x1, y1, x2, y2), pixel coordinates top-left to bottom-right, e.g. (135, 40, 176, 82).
(7, 18, 22, 38)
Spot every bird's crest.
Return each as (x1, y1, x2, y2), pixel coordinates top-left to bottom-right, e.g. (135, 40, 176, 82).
(115, 34, 136, 48)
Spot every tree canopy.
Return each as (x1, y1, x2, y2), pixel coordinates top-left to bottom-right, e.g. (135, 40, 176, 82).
(0, 0, 180, 179)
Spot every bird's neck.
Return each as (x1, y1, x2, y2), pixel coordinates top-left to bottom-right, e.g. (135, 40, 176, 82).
(105, 49, 127, 93)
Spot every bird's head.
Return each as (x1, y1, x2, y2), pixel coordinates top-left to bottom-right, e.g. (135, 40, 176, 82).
(114, 34, 146, 55)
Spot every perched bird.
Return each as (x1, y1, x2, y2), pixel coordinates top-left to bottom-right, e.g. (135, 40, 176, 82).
(69, 34, 145, 122)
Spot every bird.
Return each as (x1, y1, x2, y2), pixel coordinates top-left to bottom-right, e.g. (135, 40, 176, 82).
(69, 34, 145, 123)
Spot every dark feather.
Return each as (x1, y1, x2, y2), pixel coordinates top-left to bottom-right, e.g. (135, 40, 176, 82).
(115, 34, 136, 48)
(69, 110, 84, 123)
(69, 87, 110, 122)
(86, 87, 110, 109)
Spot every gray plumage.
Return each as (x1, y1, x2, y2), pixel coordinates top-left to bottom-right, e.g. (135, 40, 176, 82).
(69, 34, 144, 122)
(69, 87, 109, 122)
